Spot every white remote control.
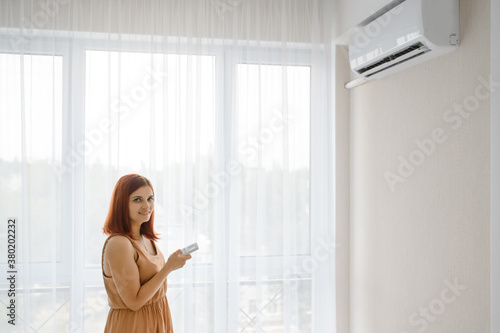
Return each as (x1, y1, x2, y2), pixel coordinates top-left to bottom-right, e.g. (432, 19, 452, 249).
(181, 242, 199, 255)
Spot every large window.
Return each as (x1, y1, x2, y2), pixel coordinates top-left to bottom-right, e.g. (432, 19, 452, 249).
(0, 37, 322, 332)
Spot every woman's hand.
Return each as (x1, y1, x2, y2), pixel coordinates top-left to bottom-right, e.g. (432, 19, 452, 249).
(165, 249, 192, 273)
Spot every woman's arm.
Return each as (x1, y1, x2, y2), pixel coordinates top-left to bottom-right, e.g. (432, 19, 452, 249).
(104, 236, 191, 311)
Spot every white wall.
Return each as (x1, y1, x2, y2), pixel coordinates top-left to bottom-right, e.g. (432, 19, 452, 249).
(347, 0, 490, 332)
(334, 44, 351, 333)
(491, 0, 500, 331)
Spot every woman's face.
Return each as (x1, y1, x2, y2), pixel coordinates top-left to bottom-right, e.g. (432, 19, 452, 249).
(128, 185, 154, 225)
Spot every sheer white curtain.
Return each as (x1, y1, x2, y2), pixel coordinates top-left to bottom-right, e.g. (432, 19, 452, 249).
(0, 0, 336, 332)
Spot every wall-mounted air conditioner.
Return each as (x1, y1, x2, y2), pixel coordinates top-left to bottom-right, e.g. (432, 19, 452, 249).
(346, 0, 459, 89)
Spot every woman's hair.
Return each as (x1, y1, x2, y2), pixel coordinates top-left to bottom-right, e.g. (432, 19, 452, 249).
(103, 174, 159, 240)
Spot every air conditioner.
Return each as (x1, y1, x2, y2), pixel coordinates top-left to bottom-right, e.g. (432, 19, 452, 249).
(346, 0, 459, 89)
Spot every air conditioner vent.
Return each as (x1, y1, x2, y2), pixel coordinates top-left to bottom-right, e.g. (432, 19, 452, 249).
(357, 42, 430, 76)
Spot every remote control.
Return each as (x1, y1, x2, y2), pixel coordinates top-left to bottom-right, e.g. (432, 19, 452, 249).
(181, 242, 199, 255)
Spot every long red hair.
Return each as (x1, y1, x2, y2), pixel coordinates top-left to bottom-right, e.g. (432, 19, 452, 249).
(103, 174, 160, 240)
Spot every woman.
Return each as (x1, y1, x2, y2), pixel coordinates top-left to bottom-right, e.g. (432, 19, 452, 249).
(101, 174, 191, 332)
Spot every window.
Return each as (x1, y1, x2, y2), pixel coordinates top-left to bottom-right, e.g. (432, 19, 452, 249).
(0, 53, 63, 263)
(235, 63, 312, 331)
(236, 63, 311, 257)
(84, 50, 216, 267)
(0, 36, 326, 332)
(0, 52, 67, 331)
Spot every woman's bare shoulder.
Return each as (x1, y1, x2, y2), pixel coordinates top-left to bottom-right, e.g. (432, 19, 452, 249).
(105, 235, 135, 256)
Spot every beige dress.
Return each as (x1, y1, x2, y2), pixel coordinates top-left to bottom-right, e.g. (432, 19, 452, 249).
(102, 234, 173, 333)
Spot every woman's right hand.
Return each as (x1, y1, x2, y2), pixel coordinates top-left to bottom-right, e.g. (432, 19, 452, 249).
(165, 249, 192, 273)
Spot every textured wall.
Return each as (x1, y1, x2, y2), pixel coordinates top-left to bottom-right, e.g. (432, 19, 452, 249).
(335, 44, 352, 333)
(349, 0, 490, 332)
(490, 0, 499, 330)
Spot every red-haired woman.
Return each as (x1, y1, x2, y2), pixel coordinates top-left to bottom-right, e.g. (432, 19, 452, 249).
(101, 174, 191, 332)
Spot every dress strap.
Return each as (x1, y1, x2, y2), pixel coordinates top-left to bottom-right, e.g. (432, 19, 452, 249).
(121, 234, 145, 254)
